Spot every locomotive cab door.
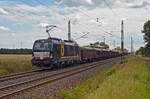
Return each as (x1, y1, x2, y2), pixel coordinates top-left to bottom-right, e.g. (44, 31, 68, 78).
(57, 44, 61, 59)
(53, 44, 61, 61)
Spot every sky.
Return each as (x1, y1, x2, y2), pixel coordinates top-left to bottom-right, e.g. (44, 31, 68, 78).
(0, 0, 150, 51)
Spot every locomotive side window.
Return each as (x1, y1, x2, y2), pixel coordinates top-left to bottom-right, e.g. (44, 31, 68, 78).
(70, 46, 74, 56)
(75, 46, 79, 56)
(73, 46, 75, 56)
(65, 45, 70, 56)
(74, 46, 76, 55)
(58, 45, 61, 57)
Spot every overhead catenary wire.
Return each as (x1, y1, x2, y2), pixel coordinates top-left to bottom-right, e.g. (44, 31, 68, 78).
(26, 1, 121, 42)
(102, 0, 120, 18)
(75, 21, 120, 43)
(33, 0, 71, 29)
(91, 29, 120, 45)
(77, 7, 94, 19)
(88, 22, 121, 39)
(101, 29, 120, 39)
(0, 0, 142, 51)
(54, 1, 102, 37)
(72, 8, 121, 40)
(19, 0, 69, 38)
(76, 2, 122, 42)
(50, 0, 117, 41)
(75, 32, 90, 40)
(22, 0, 121, 45)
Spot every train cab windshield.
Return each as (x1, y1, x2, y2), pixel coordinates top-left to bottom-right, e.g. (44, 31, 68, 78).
(33, 41, 51, 51)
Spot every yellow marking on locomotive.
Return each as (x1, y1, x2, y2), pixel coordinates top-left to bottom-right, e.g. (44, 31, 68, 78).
(61, 56, 79, 59)
(61, 45, 64, 56)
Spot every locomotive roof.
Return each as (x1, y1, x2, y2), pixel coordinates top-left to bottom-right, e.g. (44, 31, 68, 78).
(48, 37, 62, 41)
(35, 38, 78, 46)
(63, 40, 78, 46)
(35, 39, 49, 42)
(49, 38, 78, 46)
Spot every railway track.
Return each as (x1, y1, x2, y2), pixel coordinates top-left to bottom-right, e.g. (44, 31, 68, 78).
(0, 57, 124, 99)
(0, 69, 54, 89)
(0, 61, 103, 87)
(0, 70, 44, 82)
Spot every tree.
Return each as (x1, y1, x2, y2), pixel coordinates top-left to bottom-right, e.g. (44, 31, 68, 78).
(142, 20, 150, 47)
(114, 47, 121, 52)
(136, 47, 144, 55)
(136, 46, 150, 57)
(99, 42, 109, 49)
(140, 20, 150, 56)
(85, 42, 109, 49)
(114, 47, 128, 52)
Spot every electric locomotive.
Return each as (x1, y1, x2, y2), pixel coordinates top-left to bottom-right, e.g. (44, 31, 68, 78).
(31, 37, 81, 69)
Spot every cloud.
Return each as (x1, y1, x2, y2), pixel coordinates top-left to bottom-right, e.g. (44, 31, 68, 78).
(38, 23, 49, 28)
(88, 19, 97, 23)
(14, 4, 47, 13)
(0, 26, 9, 31)
(126, 1, 150, 8)
(0, 0, 148, 51)
(54, 0, 150, 9)
(85, 0, 93, 5)
(55, 0, 94, 7)
(0, 8, 8, 14)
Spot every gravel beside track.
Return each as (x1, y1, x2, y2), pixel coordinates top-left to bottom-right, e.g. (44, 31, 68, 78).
(0, 56, 128, 99)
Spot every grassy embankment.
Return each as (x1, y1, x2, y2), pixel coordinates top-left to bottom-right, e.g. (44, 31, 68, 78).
(0, 54, 37, 75)
(57, 56, 150, 99)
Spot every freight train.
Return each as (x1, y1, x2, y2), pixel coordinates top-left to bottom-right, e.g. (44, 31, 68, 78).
(31, 37, 127, 69)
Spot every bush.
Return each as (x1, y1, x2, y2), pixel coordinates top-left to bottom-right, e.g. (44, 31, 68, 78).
(105, 68, 116, 77)
(120, 60, 128, 64)
(58, 89, 74, 99)
(0, 69, 9, 75)
(58, 87, 84, 99)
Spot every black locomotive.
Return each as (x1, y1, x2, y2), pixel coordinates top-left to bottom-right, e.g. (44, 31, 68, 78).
(31, 38, 81, 69)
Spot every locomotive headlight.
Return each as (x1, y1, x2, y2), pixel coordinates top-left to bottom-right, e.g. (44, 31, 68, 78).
(50, 55, 53, 58)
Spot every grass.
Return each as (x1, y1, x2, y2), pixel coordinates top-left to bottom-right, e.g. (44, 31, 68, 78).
(57, 56, 150, 99)
(89, 56, 150, 99)
(57, 58, 122, 99)
(0, 54, 38, 76)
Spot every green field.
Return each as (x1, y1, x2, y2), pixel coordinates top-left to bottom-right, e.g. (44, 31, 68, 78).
(0, 54, 37, 75)
(57, 56, 150, 99)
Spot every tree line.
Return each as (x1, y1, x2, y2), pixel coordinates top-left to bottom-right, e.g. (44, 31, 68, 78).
(136, 20, 150, 57)
(0, 48, 32, 54)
